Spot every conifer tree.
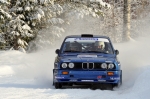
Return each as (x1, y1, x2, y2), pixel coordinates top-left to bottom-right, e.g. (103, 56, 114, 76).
(7, 0, 63, 51)
(0, 0, 12, 49)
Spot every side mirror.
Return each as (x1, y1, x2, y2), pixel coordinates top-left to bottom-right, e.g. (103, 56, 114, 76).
(115, 50, 119, 55)
(55, 49, 60, 54)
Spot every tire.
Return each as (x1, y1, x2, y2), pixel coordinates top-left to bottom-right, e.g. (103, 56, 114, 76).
(55, 83, 62, 89)
(120, 70, 122, 85)
(53, 75, 54, 86)
(116, 70, 122, 87)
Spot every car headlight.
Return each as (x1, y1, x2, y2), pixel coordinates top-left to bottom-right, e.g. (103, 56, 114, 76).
(108, 63, 114, 69)
(61, 63, 67, 68)
(68, 63, 74, 68)
(101, 63, 107, 69)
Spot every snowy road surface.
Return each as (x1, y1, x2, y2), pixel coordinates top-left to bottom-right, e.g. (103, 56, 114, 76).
(0, 37, 150, 99)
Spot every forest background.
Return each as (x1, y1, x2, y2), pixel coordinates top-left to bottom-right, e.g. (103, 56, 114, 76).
(0, 0, 150, 52)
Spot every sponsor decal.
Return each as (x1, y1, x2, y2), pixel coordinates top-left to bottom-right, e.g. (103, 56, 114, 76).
(110, 77, 120, 80)
(75, 38, 98, 41)
(55, 76, 64, 79)
(97, 75, 102, 79)
(69, 79, 77, 82)
(81, 80, 94, 82)
(98, 80, 106, 82)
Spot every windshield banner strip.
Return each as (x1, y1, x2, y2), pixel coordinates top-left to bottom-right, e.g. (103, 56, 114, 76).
(65, 38, 109, 42)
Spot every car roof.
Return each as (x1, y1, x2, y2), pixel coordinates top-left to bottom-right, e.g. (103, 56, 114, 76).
(65, 34, 110, 39)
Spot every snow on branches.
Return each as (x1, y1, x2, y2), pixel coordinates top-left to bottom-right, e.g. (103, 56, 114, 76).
(6, 15, 33, 50)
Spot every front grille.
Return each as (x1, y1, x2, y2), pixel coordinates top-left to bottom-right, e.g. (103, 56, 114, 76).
(89, 63, 94, 69)
(60, 62, 115, 70)
(82, 63, 87, 69)
(94, 63, 101, 69)
(74, 63, 82, 69)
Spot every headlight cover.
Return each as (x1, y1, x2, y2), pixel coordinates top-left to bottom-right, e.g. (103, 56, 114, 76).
(61, 63, 67, 68)
(101, 63, 107, 69)
(108, 63, 114, 69)
(68, 63, 74, 68)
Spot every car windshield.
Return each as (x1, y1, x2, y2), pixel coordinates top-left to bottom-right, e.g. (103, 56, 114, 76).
(61, 37, 114, 54)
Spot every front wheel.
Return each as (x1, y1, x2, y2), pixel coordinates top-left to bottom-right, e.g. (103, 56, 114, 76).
(54, 83, 62, 89)
(115, 70, 122, 87)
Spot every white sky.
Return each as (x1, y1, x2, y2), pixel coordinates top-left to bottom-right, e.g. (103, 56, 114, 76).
(0, 36, 150, 99)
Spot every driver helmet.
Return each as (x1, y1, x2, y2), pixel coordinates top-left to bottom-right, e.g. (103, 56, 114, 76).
(94, 41, 105, 50)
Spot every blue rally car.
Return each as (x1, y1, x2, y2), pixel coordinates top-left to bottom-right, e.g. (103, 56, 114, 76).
(53, 34, 122, 89)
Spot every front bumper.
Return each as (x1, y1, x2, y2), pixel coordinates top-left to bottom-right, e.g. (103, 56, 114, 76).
(53, 69, 121, 84)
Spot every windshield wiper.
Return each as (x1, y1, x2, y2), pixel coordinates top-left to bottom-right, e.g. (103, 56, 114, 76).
(74, 41, 86, 49)
(84, 51, 109, 54)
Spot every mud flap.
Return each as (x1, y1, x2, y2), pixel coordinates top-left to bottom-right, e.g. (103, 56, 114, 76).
(90, 84, 113, 90)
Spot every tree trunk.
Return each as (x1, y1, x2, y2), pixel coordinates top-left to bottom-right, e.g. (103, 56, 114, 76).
(123, 0, 131, 41)
(112, 0, 116, 42)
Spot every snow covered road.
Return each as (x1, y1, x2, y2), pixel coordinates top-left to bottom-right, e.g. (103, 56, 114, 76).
(0, 37, 150, 99)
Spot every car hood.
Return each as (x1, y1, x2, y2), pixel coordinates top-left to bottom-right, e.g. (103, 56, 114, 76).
(60, 54, 116, 63)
